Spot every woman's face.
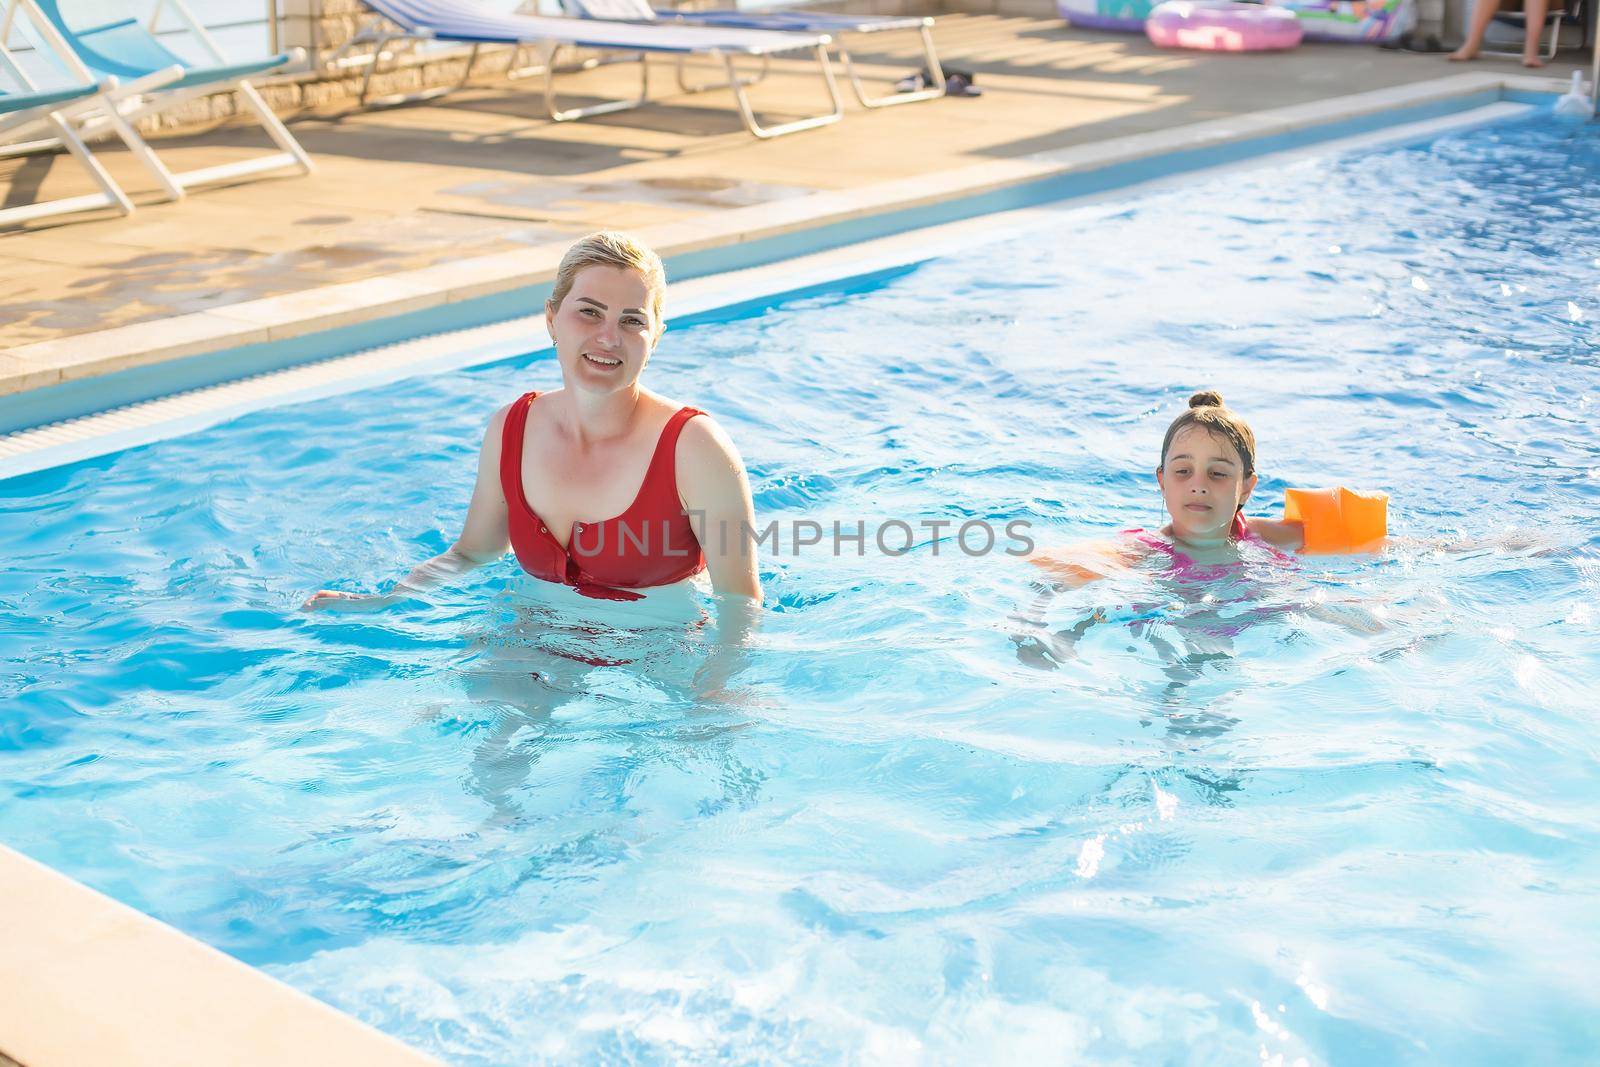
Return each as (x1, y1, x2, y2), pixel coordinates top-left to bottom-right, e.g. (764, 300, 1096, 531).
(546, 265, 661, 397)
(1156, 425, 1258, 541)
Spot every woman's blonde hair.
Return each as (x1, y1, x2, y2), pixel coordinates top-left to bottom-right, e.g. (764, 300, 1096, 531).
(546, 231, 667, 335)
(1160, 390, 1257, 478)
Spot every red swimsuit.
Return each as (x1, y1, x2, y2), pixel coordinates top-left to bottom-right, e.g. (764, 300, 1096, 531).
(499, 391, 708, 601)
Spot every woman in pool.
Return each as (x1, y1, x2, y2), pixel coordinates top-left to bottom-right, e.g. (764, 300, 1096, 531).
(302, 231, 762, 614)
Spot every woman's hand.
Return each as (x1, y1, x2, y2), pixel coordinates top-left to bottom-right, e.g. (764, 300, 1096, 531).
(299, 408, 513, 618)
(300, 590, 389, 613)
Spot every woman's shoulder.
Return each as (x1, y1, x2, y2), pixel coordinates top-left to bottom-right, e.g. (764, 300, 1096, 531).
(665, 400, 749, 508)
(481, 397, 520, 438)
(641, 387, 707, 418)
(647, 392, 731, 449)
(674, 408, 743, 471)
(481, 390, 551, 455)
(492, 388, 546, 424)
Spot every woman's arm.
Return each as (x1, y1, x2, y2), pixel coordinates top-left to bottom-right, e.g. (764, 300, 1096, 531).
(676, 414, 761, 701)
(676, 414, 762, 602)
(302, 406, 513, 612)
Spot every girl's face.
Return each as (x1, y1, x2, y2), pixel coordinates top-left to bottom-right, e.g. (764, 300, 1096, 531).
(1156, 425, 1258, 542)
(546, 265, 661, 397)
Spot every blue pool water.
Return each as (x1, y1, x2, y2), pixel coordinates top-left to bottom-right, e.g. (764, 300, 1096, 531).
(3, 114, 1599, 1065)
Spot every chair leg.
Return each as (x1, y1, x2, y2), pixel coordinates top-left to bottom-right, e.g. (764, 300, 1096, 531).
(97, 100, 185, 202)
(90, 80, 309, 196)
(0, 112, 133, 228)
(359, 31, 398, 103)
(49, 113, 132, 216)
(724, 44, 842, 139)
(16, 69, 187, 202)
(235, 81, 313, 175)
(544, 44, 651, 122)
(506, 43, 541, 80)
(1479, 9, 1569, 58)
(676, 52, 768, 93)
(356, 34, 470, 107)
(841, 22, 944, 109)
(458, 43, 481, 89)
(509, 47, 627, 81)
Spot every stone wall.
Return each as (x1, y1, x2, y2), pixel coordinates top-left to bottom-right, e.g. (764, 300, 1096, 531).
(149, 0, 934, 130)
(143, 0, 496, 130)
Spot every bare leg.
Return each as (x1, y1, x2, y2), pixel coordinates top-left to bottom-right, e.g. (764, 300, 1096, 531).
(1449, 0, 1503, 59)
(1521, 0, 1548, 65)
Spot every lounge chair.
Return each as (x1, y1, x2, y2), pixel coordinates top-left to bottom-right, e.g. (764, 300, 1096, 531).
(1483, 4, 1572, 60)
(0, 80, 132, 226)
(11, 0, 312, 201)
(345, 0, 844, 139)
(566, 0, 945, 108)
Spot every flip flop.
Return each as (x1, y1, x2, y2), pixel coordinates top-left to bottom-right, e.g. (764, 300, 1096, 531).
(945, 73, 983, 97)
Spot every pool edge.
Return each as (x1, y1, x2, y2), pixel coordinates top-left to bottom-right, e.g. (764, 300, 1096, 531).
(0, 842, 442, 1067)
(0, 69, 1566, 435)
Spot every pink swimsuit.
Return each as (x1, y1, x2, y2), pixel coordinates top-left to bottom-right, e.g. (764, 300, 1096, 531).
(1115, 513, 1294, 639)
(1123, 512, 1291, 582)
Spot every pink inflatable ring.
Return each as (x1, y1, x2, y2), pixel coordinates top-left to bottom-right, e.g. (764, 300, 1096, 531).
(1145, 0, 1304, 50)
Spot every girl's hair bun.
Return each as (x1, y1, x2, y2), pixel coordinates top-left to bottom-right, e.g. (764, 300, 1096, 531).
(1164, 389, 1255, 478)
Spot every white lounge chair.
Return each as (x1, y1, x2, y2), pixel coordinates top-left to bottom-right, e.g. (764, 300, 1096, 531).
(342, 0, 844, 139)
(1482, 3, 1572, 60)
(566, 0, 945, 108)
(10, 0, 312, 202)
(0, 79, 131, 226)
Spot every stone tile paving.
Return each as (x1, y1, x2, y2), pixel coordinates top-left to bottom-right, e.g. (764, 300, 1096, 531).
(0, 14, 1581, 348)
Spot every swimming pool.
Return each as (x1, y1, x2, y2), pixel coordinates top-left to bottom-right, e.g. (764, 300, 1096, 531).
(3, 112, 1598, 1065)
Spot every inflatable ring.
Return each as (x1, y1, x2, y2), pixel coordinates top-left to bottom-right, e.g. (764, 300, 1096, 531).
(1264, 0, 1412, 42)
(1283, 487, 1388, 554)
(1056, 0, 1158, 31)
(1145, 0, 1305, 50)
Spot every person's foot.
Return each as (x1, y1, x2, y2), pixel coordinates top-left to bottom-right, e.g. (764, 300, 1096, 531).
(1522, 54, 1545, 67)
(1448, 45, 1479, 60)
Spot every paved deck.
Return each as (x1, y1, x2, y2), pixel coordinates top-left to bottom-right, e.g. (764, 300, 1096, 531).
(0, 14, 1582, 351)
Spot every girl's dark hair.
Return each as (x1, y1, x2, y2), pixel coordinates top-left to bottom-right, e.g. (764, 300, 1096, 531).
(1159, 390, 1257, 478)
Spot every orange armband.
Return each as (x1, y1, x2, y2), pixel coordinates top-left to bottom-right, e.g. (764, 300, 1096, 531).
(1283, 487, 1388, 554)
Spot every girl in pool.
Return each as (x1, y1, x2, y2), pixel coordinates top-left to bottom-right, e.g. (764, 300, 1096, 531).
(302, 231, 762, 615)
(1012, 390, 1391, 683)
(1029, 389, 1302, 590)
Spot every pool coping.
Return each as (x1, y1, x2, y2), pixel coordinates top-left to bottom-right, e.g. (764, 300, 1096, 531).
(0, 842, 442, 1067)
(0, 69, 1566, 423)
(0, 91, 1543, 482)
